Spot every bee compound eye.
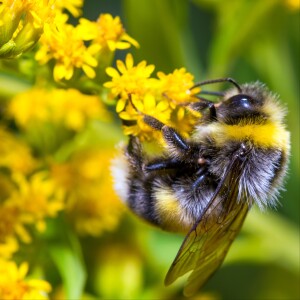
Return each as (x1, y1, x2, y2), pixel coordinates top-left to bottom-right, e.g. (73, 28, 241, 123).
(224, 94, 256, 110)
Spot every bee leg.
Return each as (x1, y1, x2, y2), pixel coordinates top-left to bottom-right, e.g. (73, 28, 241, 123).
(144, 158, 182, 172)
(188, 97, 217, 121)
(192, 168, 208, 190)
(143, 115, 190, 152)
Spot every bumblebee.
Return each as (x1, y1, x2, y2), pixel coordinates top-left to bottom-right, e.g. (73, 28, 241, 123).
(111, 78, 290, 296)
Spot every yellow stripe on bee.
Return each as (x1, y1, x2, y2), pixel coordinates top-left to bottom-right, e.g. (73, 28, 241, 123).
(154, 187, 191, 233)
(210, 122, 290, 149)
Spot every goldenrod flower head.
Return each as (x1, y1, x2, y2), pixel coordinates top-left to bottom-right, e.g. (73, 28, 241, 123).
(51, 149, 124, 237)
(36, 20, 100, 81)
(0, 0, 55, 58)
(78, 14, 139, 51)
(157, 68, 200, 107)
(105, 56, 201, 139)
(0, 259, 51, 300)
(104, 53, 156, 101)
(0, 172, 64, 245)
(9, 88, 110, 131)
(11, 173, 65, 231)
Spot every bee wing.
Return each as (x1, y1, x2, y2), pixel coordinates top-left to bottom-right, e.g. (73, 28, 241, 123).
(165, 153, 251, 297)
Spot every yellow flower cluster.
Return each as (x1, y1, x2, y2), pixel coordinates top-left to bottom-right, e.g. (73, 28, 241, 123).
(52, 149, 124, 237)
(104, 54, 201, 140)
(0, 260, 51, 300)
(36, 12, 138, 81)
(0, 0, 55, 58)
(0, 171, 64, 251)
(9, 88, 110, 131)
(0, 86, 123, 295)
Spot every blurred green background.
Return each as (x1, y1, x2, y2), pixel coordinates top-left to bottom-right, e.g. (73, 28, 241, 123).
(83, 0, 299, 299)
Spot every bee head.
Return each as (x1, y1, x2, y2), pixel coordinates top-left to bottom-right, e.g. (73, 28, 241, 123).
(217, 82, 270, 124)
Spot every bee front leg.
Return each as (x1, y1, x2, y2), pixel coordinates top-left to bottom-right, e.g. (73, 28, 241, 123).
(188, 98, 217, 121)
(143, 115, 190, 153)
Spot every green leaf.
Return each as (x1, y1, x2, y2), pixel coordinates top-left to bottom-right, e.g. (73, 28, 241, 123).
(206, 0, 281, 77)
(49, 232, 87, 299)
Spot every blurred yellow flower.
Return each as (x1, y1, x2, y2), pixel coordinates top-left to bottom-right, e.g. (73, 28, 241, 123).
(36, 19, 100, 81)
(10, 173, 65, 232)
(78, 14, 139, 51)
(0, 172, 64, 246)
(0, 128, 36, 173)
(286, 0, 300, 9)
(104, 53, 156, 102)
(51, 149, 124, 236)
(9, 88, 110, 131)
(54, 0, 83, 17)
(0, 236, 18, 259)
(0, 260, 51, 300)
(0, 0, 55, 58)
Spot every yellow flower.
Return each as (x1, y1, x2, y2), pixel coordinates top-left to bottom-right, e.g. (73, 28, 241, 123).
(120, 93, 171, 141)
(0, 173, 30, 245)
(0, 236, 18, 259)
(54, 0, 83, 17)
(157, 68, 200, 106)
(78, 14, 139, 51)
(9, 88, 110, 131)
(36, 19, 100, 81)
(51, 149, 124, 237)
(0, 128, 36, 174)
(0, 172, 64, 245)
(45, 89, 111, 131)
(10, 173, 65, 232)
(105, 56, 203, 140)
(0, 259, 51, 300)
(0, 0, 55, 58)
(104, 53, 156, 103)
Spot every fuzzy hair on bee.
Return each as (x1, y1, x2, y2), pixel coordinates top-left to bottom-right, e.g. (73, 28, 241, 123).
(111, 78, 290, 297)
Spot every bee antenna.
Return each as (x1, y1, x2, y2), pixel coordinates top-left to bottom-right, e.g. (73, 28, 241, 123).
(192, 78, 242, 93)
